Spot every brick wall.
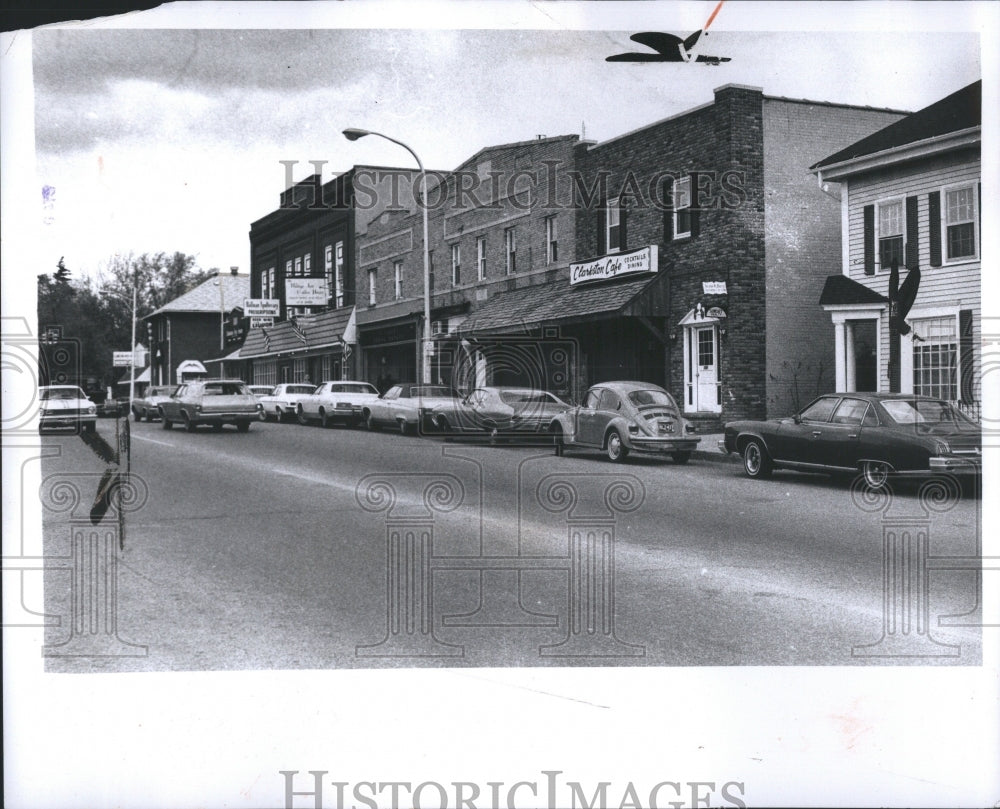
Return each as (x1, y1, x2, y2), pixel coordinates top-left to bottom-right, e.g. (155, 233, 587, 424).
(762, 98, 906, 414)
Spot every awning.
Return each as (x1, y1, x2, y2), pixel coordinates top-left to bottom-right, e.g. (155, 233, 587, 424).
(819, 275, 888, 307)
(457, 274, 666, 335)
(240, 306, 355, 358)
(117, 366, 150, 385)
(204, 346, 244, 366)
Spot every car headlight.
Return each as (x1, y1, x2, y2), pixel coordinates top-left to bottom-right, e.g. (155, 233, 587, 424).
(934, 440, 952, 455)
(88, 406, 97, 414)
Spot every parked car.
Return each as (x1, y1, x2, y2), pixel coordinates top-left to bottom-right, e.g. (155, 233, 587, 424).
(257, 383, 318, 422)
(158, 379, 258, 432)
(248, 385, 273, 400)
(363, 383, 458, 434)
(428, 386, 570, 440)
(549, 381, 699, 463)
(131, 385, 177, 421)
(719, 392, 982, 489)
(296, 380, 381, 427)
(97, 398, 129, 418)
(38, 385, 97, 433)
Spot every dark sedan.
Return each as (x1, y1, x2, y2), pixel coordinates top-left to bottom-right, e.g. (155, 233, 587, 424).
(720, 393, 981, 489)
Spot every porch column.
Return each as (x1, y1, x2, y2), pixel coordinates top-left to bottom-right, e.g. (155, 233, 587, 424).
(833, 319, 847, 391)
(844, 322, 857, 392)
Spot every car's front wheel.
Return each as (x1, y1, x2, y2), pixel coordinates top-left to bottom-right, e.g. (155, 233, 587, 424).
(297, 407, 309, 426)
(551, 424, 565, 457)
(319, 408, 331, 428)
(605, 429, 629, 463)
(132, 408, 142, 422)
(742, 438, 772, 479)
(258, 408, 268, 422)
(161, 410, 172, 429)
(182, 412, 196, 432)
(861, 460, 890, 491)
(236, 421, 251, 433)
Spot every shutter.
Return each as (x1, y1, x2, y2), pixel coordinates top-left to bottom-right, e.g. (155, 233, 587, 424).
(863, 204, 875, 275)
(959, 309, 974, 403)
(662, 177, 674, 241)
(619, 199, 628, 252)
(597, 205, 606, 255)
(905, 195, 919, 268)
(928, 191, 942, 266)
(689, 174, 700, 238)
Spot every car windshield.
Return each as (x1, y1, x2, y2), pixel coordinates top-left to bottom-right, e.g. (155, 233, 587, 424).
(41, 387, 86, 400)
(286, 385, 315, 394)
(411, 386, 452, 397)
(627, 389, 676, 408)
(880, 399, 978, 429)
(202, 382, 250, 396)
(499, 391, 558, 405)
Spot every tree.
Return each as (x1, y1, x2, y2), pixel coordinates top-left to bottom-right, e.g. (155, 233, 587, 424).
(37, 252, 212, 391)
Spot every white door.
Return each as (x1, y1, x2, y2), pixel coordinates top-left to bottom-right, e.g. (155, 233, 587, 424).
(690, 326, 720, 413)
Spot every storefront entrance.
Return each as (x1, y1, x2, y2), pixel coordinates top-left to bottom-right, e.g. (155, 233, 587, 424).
(680, 314, 722, 414)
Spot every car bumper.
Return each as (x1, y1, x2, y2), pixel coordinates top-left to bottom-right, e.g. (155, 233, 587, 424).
(718, 439, 730, 453)
(193, 410, 258, 422)
(928, 455, 982, 475)
(40, 415, 96, 429)
(626, 436, 700, 453)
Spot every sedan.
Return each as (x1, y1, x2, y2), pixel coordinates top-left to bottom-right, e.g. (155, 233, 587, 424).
(549, 381, 699, 463)
(38, 385, 97, 433)
(131, 385, 177, 421)
(257, 383, 317, 422)
(158, 379, 258, 432)
(362, 384, 458, 434)
(296, 381, 381, 427)
(720, 392, 981, 489)
(428, 387, 570, 440)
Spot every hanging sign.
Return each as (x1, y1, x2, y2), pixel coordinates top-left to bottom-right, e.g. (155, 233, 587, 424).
(285, 279, 328, 306)
(570, 245, 658, 286)
(251, 317, 275, 329)
(244, 298, 280, 317)
(702, 281, 727, 294)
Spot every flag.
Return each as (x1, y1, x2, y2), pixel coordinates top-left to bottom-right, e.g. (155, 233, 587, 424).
(262, 327, 271, 352)
(290, 316, 308, 346)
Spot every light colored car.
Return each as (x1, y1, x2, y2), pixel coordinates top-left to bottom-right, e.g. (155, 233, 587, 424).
(158, 379, 258, 432)
(429, 386, 571, 439)
(550, 381, 699, 463)
(257, 383, 318, 422)
(39, 385, 97, 433)
(131, 385, 177, 421)
(296, 380, 381, 427)
(362, 383, 458, 434)
(248, 385, 273, 400)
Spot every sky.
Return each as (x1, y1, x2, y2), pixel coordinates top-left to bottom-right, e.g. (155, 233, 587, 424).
(26, 2, 986, 282)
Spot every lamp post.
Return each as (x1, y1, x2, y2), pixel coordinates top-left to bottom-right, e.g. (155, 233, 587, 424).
(107, 286, 138, 410)
(343, 128, 432, 383)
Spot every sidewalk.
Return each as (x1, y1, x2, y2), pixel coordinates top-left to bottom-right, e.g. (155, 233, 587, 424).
(690, 432, 739, 464)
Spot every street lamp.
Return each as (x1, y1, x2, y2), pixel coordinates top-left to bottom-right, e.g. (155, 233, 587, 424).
(343, 127, 432, 384)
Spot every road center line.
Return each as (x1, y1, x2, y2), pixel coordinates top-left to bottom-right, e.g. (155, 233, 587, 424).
(133, 435, 176, 447)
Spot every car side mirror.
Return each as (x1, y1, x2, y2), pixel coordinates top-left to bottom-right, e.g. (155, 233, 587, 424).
(793, 413, 802, 424)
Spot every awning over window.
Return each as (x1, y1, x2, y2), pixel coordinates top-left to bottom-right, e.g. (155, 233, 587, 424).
(240, 306, 355, 358)
(458, 275, 665, 335)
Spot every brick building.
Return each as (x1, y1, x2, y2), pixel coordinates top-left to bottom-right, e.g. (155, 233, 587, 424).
(239, 165, 425, 386)
(813, 81, 981, 417)
(144, 268, 250, 386)
(453, 85, 907, 425)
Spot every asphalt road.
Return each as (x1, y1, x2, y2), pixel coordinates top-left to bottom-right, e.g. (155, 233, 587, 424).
(40, 416, 983, 671)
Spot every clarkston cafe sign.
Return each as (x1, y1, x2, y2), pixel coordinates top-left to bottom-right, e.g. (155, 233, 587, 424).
(570, 245, 658, 286)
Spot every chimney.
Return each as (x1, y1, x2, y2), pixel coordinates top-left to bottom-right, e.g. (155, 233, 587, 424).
(230, 266, 239, 276)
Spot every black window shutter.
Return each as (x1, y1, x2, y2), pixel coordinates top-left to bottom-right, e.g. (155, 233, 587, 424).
(905, 195, 919, 268)
(689, 173, 700, 238)
(928, 191, 942, 266)
(597, 205, 606, 255)
(863, 204, 875, 275)
(662, 178, 674, 241)
(959, 309, 974, 403)
(619, 199, 628, 252)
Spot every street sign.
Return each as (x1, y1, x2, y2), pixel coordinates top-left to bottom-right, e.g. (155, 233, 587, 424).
(244, 298, 280, 317)
(113, 351, 134, 367)
(251, 316, 275, 328)
(285, 278, 328, 307)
